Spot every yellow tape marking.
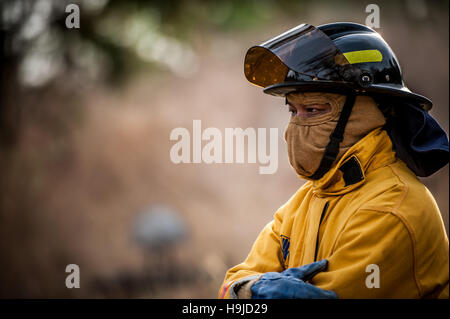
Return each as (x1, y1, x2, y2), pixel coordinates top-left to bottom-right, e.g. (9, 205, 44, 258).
(343, 49, 383, 64)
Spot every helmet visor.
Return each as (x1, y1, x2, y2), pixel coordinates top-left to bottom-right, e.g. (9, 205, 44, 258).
(244, 24, 357, 88)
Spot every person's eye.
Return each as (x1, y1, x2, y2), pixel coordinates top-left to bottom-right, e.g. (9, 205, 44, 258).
(289, 106, 297, 115)
(286, 102, 297, 115)
(306, 107, 320, 113)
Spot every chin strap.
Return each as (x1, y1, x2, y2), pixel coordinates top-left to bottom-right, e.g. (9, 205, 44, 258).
(308, 94, 357, 180)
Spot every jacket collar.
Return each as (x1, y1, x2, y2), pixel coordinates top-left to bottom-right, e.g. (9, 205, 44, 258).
(309, 128, 397, 196)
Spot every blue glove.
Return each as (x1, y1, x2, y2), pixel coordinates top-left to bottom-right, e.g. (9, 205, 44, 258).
(250, 259, 338, 299)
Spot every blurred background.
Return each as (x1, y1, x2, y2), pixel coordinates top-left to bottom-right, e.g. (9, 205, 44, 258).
(0, 0, 448, 298)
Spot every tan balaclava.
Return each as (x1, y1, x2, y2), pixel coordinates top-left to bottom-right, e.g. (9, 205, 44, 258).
(284, 92, 386, 179)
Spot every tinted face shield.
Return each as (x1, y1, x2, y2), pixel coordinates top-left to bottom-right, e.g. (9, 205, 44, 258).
(244, 24, 361, 95)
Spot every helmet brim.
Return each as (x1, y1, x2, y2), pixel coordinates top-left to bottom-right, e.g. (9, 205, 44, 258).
(263, 81, 432, 111)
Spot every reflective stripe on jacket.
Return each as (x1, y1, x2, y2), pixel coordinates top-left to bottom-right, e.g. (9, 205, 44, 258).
(219, 127, 449, 298)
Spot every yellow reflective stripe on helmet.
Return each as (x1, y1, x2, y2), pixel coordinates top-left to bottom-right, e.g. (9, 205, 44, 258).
(343, 49, 383, 64)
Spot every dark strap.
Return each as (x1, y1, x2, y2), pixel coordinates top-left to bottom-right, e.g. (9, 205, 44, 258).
(339, 156, 364, 186)
(308, 94, 356, 180)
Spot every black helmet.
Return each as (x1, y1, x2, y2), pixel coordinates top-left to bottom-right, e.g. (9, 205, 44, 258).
(244, 22, 448, 178)
(244, 22, 432, 111)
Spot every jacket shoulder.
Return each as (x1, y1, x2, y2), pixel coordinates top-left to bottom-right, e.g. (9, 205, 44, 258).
(359, 160, 440, 217)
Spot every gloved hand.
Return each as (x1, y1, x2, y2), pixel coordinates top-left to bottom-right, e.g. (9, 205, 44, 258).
(250, 259, 338, 299)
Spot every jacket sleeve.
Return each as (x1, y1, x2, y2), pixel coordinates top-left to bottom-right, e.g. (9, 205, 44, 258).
(218, 208, 285, 299)
(311, 209, 421, 298)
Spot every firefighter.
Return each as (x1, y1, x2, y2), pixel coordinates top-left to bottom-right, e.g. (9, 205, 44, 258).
(219, 22, 449, 299)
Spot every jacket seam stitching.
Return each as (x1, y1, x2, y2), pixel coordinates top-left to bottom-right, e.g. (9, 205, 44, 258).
(387, 164, 423, 297)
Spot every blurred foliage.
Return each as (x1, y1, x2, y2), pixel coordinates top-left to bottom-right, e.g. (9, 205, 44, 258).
(1, 0, 303, 88)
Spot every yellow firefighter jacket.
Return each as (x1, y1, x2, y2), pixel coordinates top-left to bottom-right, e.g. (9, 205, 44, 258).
(219, 127, 449, 298)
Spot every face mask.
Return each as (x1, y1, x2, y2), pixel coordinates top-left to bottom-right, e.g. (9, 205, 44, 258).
(284, 92, 386, 179)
